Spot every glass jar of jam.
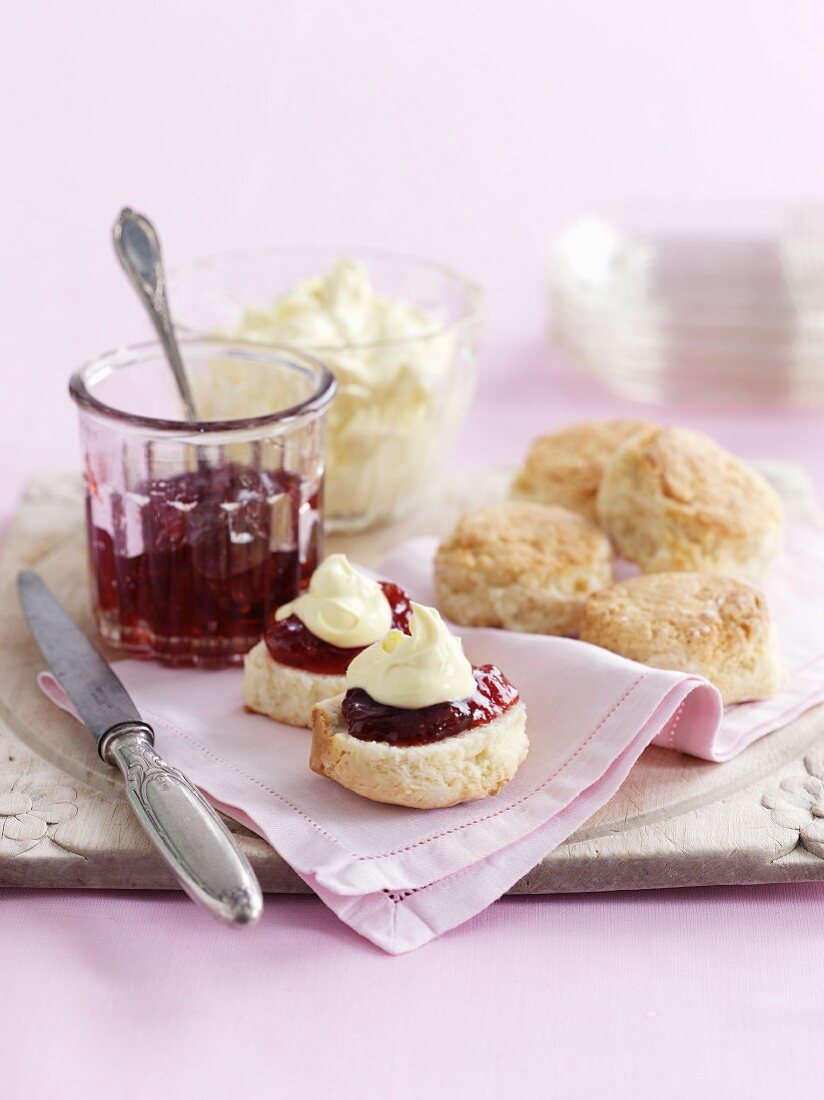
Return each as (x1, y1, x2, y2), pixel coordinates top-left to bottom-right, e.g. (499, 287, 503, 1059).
(70, 338, 336, 667)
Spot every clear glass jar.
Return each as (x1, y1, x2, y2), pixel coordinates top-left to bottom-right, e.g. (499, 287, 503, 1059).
(69, 338, 336, 667)
(168, 247, 482, 531)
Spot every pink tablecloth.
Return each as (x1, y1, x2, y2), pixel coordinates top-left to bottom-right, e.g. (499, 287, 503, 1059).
(2, 886, 823, 1097)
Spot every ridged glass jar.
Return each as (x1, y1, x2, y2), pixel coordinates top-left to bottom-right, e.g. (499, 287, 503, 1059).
(70, 338, 335, 667)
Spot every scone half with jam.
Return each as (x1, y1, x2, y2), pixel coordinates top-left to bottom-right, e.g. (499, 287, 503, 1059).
(243, 554, 412, 728)
(310, 603, 528, 809)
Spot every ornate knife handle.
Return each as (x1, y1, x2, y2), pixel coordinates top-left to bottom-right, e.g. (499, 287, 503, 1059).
(99, 722, 263, 926)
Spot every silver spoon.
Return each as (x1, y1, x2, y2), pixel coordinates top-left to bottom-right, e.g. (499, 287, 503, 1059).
(113, 207, 199, 421)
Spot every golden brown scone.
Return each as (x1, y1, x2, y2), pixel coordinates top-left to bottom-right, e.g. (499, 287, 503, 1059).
(596, 426, 783, 579)
(511, 419, 656, 522)
(243, 640, 346, 728)
(310, 694, 529, 808)
(434, 501, 613, 635)
(579, 572, 781, 704)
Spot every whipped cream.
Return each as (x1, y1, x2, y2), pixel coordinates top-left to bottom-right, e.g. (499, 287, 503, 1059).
(201, 258, 459, 523)
(345, 603, 475, 709)
(275, 553, 391, 649)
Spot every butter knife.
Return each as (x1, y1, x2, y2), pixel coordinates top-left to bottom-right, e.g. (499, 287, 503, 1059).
(18, 570, 263, 927)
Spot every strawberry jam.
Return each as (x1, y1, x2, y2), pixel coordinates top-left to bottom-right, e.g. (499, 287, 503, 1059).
(341, 665, 518, 746)
(265, 581, 413, 675)
(87, 463, 319, 667)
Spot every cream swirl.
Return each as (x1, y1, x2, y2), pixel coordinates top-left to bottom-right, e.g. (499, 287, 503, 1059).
(345, 603, 475, 709)
(275, 554, 391, 648)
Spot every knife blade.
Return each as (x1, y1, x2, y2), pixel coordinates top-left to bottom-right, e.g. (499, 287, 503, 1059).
(18, 570, 263, 927)
(18, 569, 143, 741)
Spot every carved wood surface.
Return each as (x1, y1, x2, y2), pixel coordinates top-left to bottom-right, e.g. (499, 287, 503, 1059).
(1, 463, 823, 895)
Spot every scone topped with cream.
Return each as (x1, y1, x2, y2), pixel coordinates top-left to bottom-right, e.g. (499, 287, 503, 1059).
(596, 426, 783, 579)
(243, 554, 412, 728)
(310, 604, 528, 809)
(511, 419, 654, 523)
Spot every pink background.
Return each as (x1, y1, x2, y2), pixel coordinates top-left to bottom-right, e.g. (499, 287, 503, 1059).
(4, 2, 824, 1095)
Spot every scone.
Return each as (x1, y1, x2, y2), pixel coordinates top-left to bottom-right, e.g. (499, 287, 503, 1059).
(596, 426, 783, 579)
(311, 691, 528, 809)
(579, 572, 781, 704)
(243, 554, 412, 728)
(243, 640, 348, 729)
(434, 500, 613, 635)
(511, 419, 655, 522)
(310, 603, 529, 809)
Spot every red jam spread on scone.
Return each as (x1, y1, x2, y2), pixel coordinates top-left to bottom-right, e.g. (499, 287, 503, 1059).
(341, 665, 519, 747)
(265, 581, 412, 675)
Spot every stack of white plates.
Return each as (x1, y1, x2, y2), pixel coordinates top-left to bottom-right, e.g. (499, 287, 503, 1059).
(550, 204, 824, 405)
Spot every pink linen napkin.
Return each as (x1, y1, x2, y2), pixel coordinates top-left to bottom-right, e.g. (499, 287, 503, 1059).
(39, 522, 824, 954)
(382, 525, 824, 764)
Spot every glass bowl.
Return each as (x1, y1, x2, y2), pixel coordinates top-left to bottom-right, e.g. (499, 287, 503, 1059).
(550, 204, 824, 405)
(168, 247, 482, 531)
(70, 338, 335, 666)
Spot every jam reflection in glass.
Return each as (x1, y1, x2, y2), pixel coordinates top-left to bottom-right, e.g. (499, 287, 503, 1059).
(265, 581, 413, 675)
(341, 665, 519, 746)
(87, 462, 321, 667)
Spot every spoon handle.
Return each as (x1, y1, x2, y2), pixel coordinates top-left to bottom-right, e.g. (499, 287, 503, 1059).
(113, 208, 199, 421)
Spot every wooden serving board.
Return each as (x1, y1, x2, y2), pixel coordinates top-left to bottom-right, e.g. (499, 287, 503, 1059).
(2, 465, 824, 895)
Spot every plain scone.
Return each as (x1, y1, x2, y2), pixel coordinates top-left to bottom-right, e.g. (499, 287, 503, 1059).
(596, 425, 783, 579)
(579, 572, 781, 705)
(510, 419, 655, 522)
(435, 500, 613, 635)
(310, 695, 529, 808)
(243, 640, 346, 728)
